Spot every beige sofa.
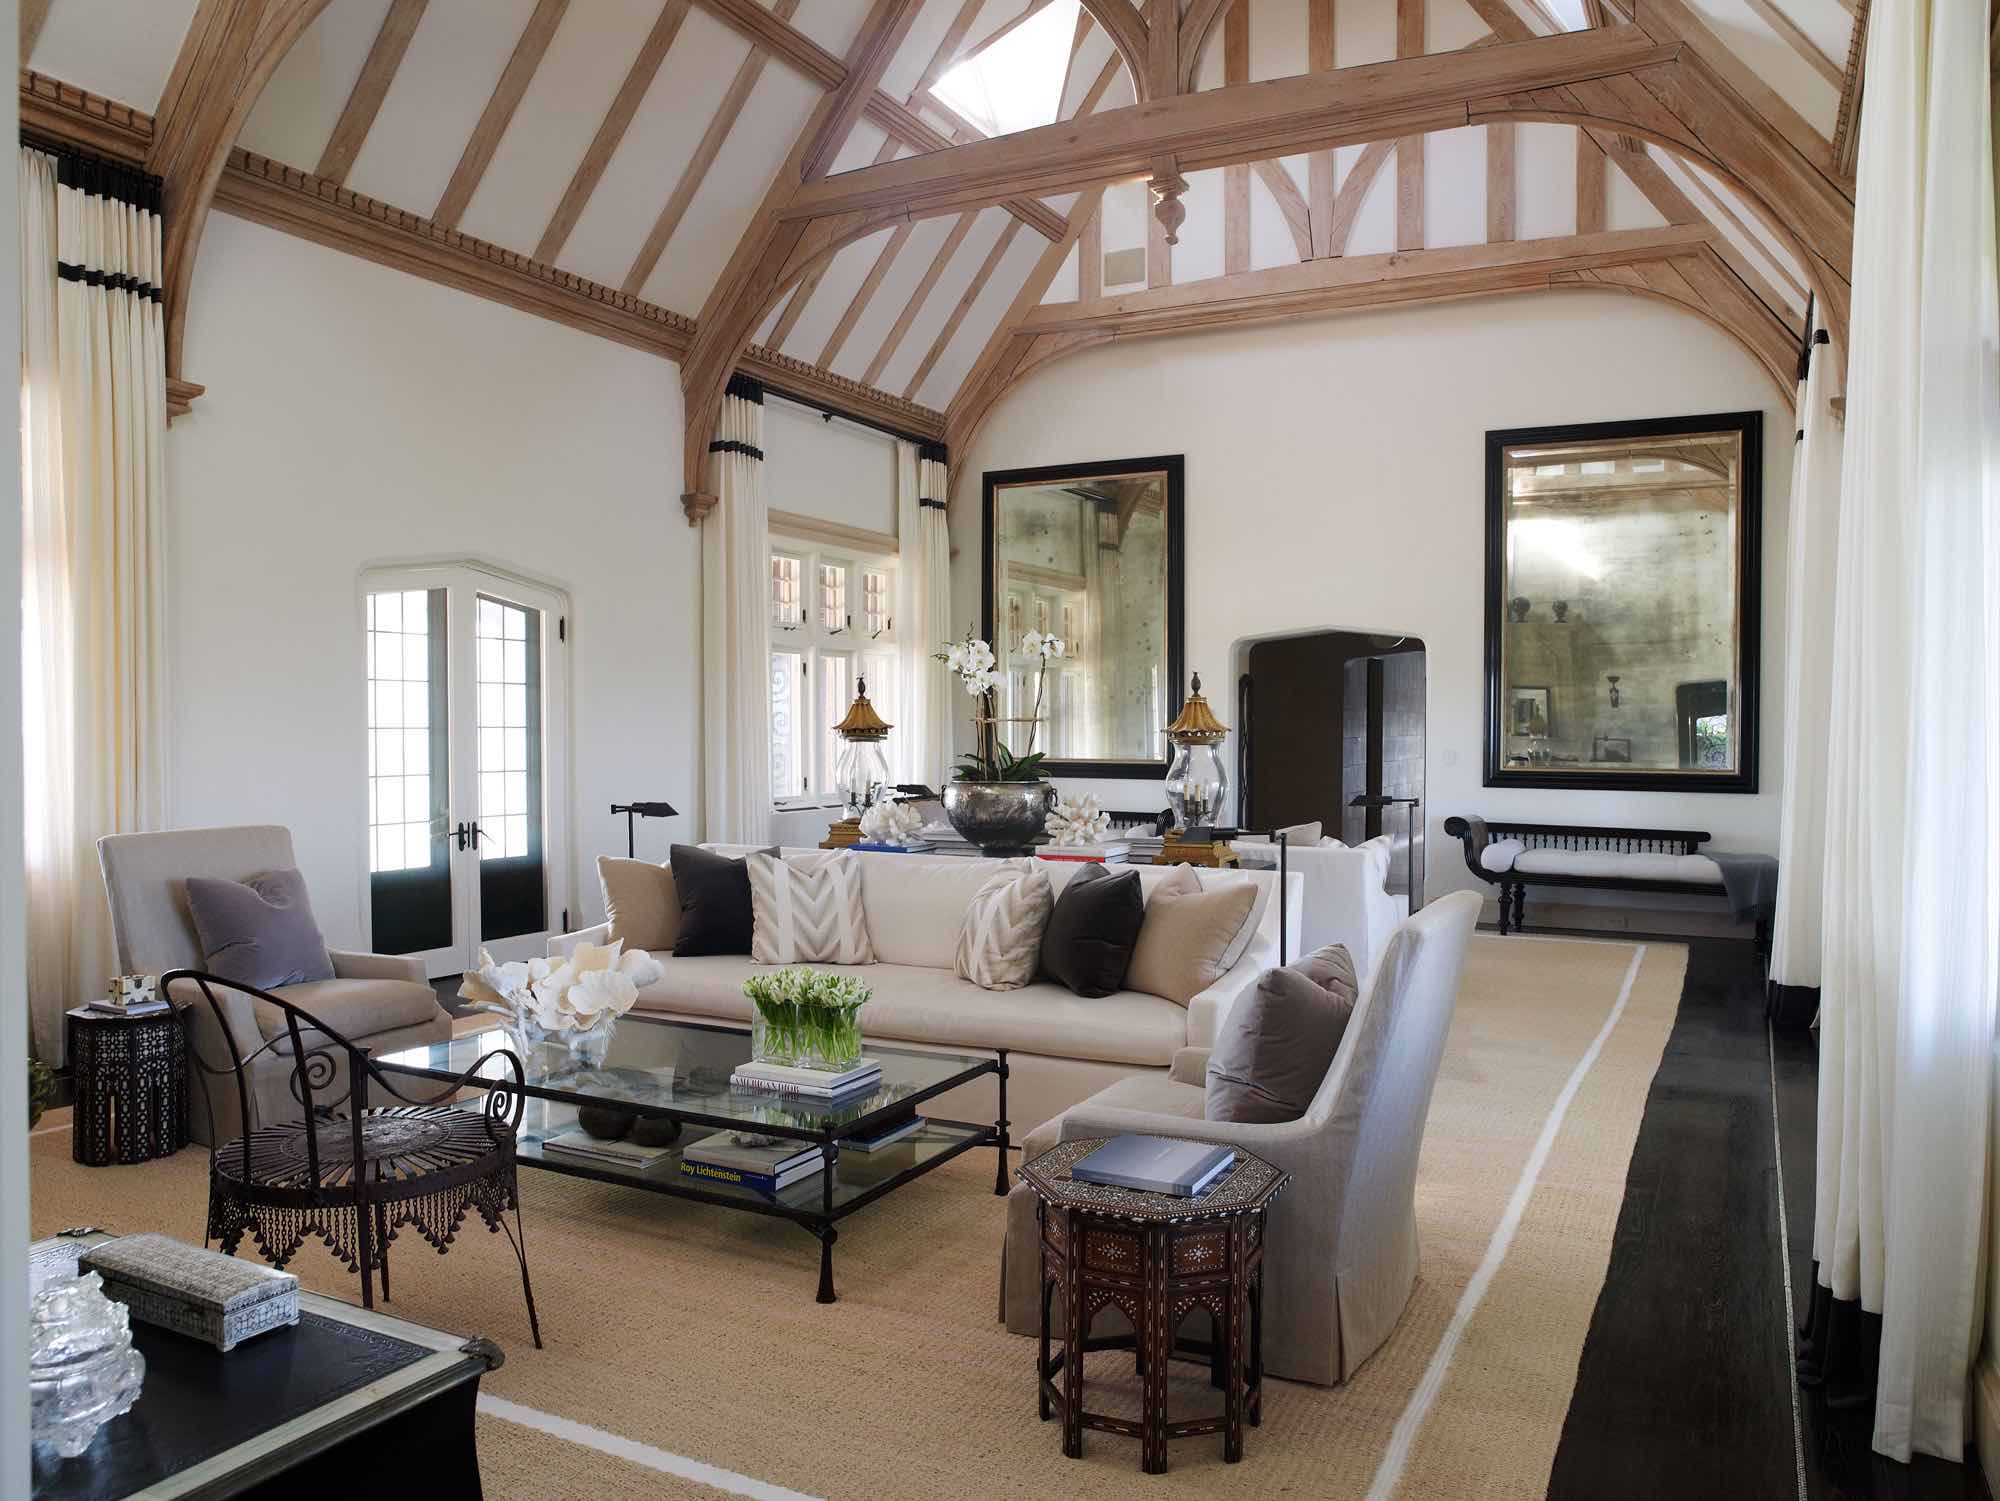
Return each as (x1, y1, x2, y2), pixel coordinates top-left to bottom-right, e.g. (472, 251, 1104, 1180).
(98, 825, 452, 1145)
(552, 846, 1302, 1137)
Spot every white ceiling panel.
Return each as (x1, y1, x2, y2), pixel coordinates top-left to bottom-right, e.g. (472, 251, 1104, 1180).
(1424, 126, 1484, 249)
(913, 218, 1043, 406)
(29, 0, 199, 113)
(875, 206, 1010, 395)
(828, 212, 956, 379)
(640, 65, 822, 315)
(1650, 149, 1808, 313)
(1685, 0, 1839, 135)
(1170, 168, 1225, 285)
(1340, 142, 1397, 256)
(777, 227, 897, 364)
(878, 0, 970, 102)
(826, 120, 894, 177)
(1604, 155, 1668, 233)
(1249, 154, 1307, 267)
(238, 0, 393, 169)
(557, 8, 755, 290)
(343, 0, 541, 216)
(1333, 0, 1396, 69)
(789, 0, 873, 59)
(1039, 239, 1079, 304)
(454, 1, 662, 251)
(1513, 121, 1576, 242)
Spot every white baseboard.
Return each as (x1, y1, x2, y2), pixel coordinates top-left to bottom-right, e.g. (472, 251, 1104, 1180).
(1479, 895, 1755, 941)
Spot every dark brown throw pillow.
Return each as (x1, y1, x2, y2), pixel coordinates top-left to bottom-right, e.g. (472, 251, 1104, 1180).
(1205, 943, 1359, 1124)
(1039, 865, 1145, 997)
(669, 845, 773, 957)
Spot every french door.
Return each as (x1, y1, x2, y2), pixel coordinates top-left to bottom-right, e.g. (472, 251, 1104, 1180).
(362, 563, 570, 977)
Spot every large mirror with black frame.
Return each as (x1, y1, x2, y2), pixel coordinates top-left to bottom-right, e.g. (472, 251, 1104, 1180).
(982, 455, 1184, 778)
(1484, 411, 1762, 793)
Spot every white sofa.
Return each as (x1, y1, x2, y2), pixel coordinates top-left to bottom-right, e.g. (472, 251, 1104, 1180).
(1230, 834, 1404, 982)
(552, 847, 1302, 1137)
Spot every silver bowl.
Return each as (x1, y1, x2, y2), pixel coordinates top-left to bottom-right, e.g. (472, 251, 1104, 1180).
(942, 781, 1056, 856)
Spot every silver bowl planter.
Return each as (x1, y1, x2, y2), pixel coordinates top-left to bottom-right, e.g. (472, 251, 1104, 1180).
(943, 780, 1056, 856)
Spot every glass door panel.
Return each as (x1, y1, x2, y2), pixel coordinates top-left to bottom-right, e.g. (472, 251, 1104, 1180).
(366, 587, 454, 969)
(475, 594, 546, 948)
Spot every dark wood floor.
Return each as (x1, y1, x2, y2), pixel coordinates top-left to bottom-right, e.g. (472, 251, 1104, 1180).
(1544, 935, 1987, 1501)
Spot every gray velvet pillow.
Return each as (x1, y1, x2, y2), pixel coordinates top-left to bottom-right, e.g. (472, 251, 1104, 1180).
(184, 868, 335, 990)
(1205, 943, 1359, 1124)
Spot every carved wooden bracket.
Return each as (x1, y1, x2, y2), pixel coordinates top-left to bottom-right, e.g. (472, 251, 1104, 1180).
(1148, 168, 1190, 246)
(166, 377, 206, 422)
(681, 490, 719, 526)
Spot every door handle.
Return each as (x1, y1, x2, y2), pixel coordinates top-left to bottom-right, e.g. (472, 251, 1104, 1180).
(452, 821, 489, 852)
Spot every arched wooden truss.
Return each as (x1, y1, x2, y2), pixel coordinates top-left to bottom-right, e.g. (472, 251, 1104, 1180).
(23, 0, 1856, 513)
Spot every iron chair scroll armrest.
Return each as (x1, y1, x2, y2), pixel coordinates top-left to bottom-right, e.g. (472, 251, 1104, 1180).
(367, 1046, 529, 1139)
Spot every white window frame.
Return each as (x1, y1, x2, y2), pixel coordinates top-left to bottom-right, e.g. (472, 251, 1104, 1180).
(768, 534, 898, 812)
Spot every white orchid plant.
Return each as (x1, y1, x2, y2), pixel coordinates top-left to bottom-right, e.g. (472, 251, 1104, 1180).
(1045, 792, 1112, 846)
(936, 626, 1065, 783)
(459, 939, 662, 1040)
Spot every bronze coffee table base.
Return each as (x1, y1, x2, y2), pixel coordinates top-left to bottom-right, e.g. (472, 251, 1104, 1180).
(1022, 1137, 1288, 1474)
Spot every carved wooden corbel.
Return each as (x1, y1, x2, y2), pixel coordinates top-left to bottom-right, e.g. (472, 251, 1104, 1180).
(681, 490, 719, 526)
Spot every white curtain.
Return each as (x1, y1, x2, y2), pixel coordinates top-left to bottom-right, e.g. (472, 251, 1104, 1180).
(20, 147, 168, 1065)
(701, 379, 772, 845)
(1768, 319, 1844, 995)
(895, 442, 952, 787)
(1812, 0, 2000, 1462)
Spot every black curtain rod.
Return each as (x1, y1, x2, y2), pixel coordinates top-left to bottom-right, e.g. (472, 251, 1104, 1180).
(758, 381, 947, 455)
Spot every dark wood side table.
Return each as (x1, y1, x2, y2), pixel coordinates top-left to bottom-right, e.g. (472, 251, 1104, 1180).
(66, 1006, 191, 1167)
(1020, 1136, 1289, 1474)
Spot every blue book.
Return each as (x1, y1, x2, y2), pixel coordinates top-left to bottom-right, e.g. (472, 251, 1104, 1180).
(1071, 1135, 1236, 1197)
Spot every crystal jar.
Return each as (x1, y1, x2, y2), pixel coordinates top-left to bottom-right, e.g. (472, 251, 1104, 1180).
(29, 1271, 145, 1459)
(751, 1004, 863, 1073)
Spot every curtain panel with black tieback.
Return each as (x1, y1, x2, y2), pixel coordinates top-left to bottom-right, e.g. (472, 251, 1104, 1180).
(702, 375, 773, 843)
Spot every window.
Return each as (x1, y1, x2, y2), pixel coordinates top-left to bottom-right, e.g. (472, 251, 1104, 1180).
(768, 537, 896, 804)
(932, 0, 1081, 138)
(366, 589, 443, 873)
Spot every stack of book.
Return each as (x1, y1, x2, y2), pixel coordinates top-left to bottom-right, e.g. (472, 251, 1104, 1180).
(679, 1133, 825, 1195)
(88, 996, 170, 1018)
(1036, 841, 1130, 863)
(731, 1057, 882, 1101)
(854, 839, 934, 854)
(841, 1114, 924, 1152)
(539, 1129, 679, 1175)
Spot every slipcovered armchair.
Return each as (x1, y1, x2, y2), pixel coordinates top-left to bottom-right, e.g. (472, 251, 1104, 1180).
(1000, 890, 1479, 1386)
(98, 825, 451, 1146)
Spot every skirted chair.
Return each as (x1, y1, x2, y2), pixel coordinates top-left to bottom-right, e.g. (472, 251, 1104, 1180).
(1000, 890, 1480, 1386)
(98, 825, 452, 1145)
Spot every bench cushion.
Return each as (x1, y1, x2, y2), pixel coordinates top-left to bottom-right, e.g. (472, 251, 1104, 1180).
(1510, 849, 1723, 884)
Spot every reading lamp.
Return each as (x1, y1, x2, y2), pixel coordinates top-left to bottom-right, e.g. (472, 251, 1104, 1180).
(611, 801, 679, 858)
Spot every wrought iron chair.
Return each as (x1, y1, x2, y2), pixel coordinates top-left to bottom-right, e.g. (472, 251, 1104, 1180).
(164, 968, 542, 1348)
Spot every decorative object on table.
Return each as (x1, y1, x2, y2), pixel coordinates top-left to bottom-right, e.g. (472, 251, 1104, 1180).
(611, 800, 680, 857)
(66, 1004, 190, 1167)
(1039, 865, 1145, 998)
(956, 863, 1055, 991)
(938, 627, 1059, 855)
(578, 1105, 634, 1140)
(80, 1233, 299, 1353)
(732, 1055, 883, 1099)
(1070, 1134, 1237, 1196)
(821, 679, 894, 849)
(540, 1127, 680, 1175)
(103, 973, 159, 1009)
(460, 937, 659, 1067)
(1159, 673, 1238, 868)
(841, 1113, 925, 1152)
(746, 851, 875, 965)
(28, 1267, 146, 1459)
(742, 967, 870, 1072)
(679, 1132, 826, 1194)
(1044, 792, 1111, 847)
(1021, 1136, 1289, 1473)
(168, 968, 543, 1347)
(629, 1113, 684, 1148)
(856, 797, 927, 850)
(29, 1056, 56, 1128)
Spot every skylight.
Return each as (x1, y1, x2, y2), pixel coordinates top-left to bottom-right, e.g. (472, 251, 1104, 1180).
(932, 0, 1083, 139)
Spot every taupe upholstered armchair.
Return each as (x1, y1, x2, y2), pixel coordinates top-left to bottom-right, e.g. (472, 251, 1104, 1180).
(1000, 890, 1480, 1386)
(98, 826, 452, 1145)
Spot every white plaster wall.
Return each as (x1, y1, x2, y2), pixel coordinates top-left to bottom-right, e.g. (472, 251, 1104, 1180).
(167, 214, 700, 947)
(764, 394, 899, 537)
(953, 290, 1793, 903)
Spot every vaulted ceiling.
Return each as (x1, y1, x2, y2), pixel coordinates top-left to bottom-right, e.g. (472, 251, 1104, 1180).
(20, 0, 1860, 504)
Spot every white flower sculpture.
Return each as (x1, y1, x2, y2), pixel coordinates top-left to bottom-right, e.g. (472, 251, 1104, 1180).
(859, 799, 924, 845)
(460, 939, 662, 1037)
(1045, 793, 1111, 846)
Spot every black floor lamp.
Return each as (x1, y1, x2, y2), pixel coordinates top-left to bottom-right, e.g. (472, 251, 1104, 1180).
(611, 801, 679, 857)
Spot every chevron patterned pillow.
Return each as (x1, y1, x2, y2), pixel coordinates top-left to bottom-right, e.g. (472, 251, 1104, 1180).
(956, 863, 1053, 991)
(747, 851, 875, 966)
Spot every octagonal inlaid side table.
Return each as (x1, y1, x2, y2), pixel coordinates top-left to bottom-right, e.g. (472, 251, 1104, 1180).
(66, 1004, 191, 1167)
(1019, 1136, 1290, 1474)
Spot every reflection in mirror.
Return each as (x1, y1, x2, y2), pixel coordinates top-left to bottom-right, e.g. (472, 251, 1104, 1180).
(1486, 413, 1760, 792)
(984, 458, 1183, 775)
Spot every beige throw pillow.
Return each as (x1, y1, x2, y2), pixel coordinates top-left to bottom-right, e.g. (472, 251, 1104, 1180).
(956, 864, 1054, 991)
(1205, 944, 1358, 1124)
(598, 857, 680, 952)
(1126, 870, 1259, 1005)
(747, 851, 874, 965)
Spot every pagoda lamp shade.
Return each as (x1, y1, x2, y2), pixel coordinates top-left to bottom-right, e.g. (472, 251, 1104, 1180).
(1164, 672, 1229, 830)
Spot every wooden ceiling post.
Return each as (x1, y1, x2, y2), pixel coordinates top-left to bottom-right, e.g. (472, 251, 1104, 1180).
(1395, 0, 1424, 251)
(1307, 0, 1335, 257)
(1575, 128, 1605, 233)
(1486, 121, 1515, 242)
(1223, 0, 1250, 274)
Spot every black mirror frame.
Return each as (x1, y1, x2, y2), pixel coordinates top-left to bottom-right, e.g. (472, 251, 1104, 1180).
(1482, 410, 1762, 794)
(981, 454, 1186, 780)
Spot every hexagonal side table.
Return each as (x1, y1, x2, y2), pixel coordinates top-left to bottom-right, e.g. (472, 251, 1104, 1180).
(66, 1005, 191, 1166)
(1020, 1136, 1289, 1474)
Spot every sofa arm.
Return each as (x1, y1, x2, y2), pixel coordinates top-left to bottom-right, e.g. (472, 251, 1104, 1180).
(1184, 943, 1271, 1050)
(1055, 1101, 1309, 1158)
(549, 923, 612, 959)
(1169, 1048, 1211, 1087)
(329, 950, 426, 986)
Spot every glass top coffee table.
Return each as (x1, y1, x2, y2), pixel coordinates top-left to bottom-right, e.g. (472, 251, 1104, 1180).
(377, 1016, 1009, 1303)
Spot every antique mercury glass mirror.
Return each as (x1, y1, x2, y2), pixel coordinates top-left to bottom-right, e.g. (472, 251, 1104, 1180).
(1484, 413, 1761, 793)
(982, 456, 1185, 778)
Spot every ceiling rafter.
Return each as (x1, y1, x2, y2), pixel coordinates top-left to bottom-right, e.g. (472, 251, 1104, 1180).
(21, 0, 53, 60)
(1739, 0, 1843, 89)
(864, 210, 977, 387)
(767, 138, 901, 352)
(314, 0, 427, 185)
(535, 0, 690, 266)
(903, 221, 1019, 399)
(821, 222, 916, 367)
(433, 0, 568, 230)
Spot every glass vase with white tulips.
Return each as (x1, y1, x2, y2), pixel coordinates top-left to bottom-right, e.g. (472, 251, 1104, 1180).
(459, 940, 662, 1071)
(936, 629, 1065, 854)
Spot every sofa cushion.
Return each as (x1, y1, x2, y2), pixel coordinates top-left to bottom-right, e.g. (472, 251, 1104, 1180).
(599, 856, 680, 952)
(184, 868, 334, 990)
(956, 864, 1053, 991)
(1041, 864, 1145, 998)
(1511, 849, 1722, 883)
(262, 977, 442, 1052)
(856, 853, 1024, 968)
(671, 844, 770, 956)
(1126, 866, 1258, 1006)
(747, 851, 873, 965)
(627, 958, 1185, 1068)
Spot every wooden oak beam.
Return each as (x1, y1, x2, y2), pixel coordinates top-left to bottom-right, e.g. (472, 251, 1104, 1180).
(1307, 0, 1335, 256)
(1223, 0, 1249, 272)
(1741, 0, 1843, 89)
(433, 0, 567, 229)
(1487, 121, 1515, 241)
(536, 0, 689, 265)
(863, 210, 977, 386)
(1395, 0, 1423, 251)
(905, 219, 1022, 398)
(1179, 0, 1234, 90)
(1575, 125, 1605, 232)
(314, 0, 426, 185)
(820, 222, 913, 367)
(1253, 162, 1313, 261)
(21, 0, 53, 59)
